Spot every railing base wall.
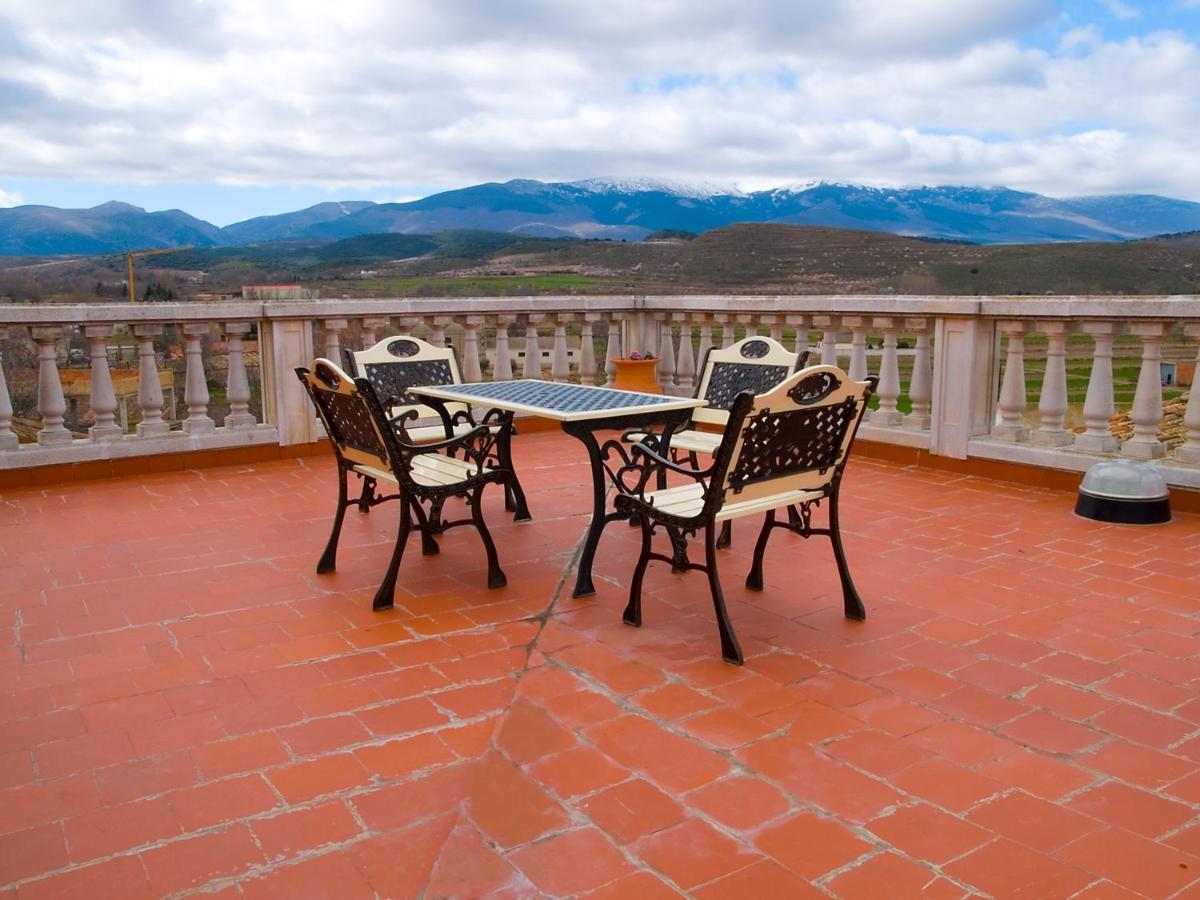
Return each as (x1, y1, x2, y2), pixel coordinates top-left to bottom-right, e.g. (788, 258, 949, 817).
(968, 438, 1200, 491)
(0, 437, 323, 491)
(854, 440, 1200, 515)
(0, 426, 281, 472)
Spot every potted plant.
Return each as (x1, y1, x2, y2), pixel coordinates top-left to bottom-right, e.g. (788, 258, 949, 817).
(611, 351, 661, 393)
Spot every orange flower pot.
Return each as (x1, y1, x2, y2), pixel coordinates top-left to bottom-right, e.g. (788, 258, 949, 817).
(611, 357, 662, 394)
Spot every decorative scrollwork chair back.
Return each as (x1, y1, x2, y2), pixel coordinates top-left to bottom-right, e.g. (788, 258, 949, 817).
(691, 335, 802, 429)
(344, 335, 469, 433)
(298, 358, 396, 476)
(614, 364, 876, 665)
(714, 364, 874, 508)
(295, 358, 509, 611)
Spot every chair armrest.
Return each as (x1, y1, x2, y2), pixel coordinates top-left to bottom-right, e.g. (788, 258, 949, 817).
(630, 442, 715, 480)
(602, 437, 715, 506)
(396, 421, 492, 455)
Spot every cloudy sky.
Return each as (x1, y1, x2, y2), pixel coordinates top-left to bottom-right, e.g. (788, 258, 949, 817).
(1, 0, 1198, 224)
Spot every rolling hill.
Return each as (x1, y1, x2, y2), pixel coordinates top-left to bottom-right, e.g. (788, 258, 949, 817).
(9, 223, 1187, 300)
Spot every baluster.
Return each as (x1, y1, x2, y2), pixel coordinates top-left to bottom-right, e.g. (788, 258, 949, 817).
(323, 318, 347, 363)
(871, 317, 902, 426)
(84, 325, 122, 440)
(844, 316, 868, 382)
(223, 323, 256, 428)
(578, 315, 598, 385)
(399, 316, 422, 340)
(0, 328, 18, 450)
(551, 316, 571, 383)
(523, 315, 543, 379)
(361, 316, 389, 348)
(696, 317, 713, 371)
(30, 327, 71, 446)
(787, 315, 809, 360)
(904, 319, 932, 430)
(993, 321, 1030, 441)
(493, 315, 514, 381)
(604, 317, 623, 383)
(181, 323, 214, 434)
(134, 325, 170, 436)
(737, 314, 758, 343)
(1033, 321, 1072, 446)
(1122, 322, 1167, 459)
(814, 316, 839, 366)
(430, 316, 451, 349)
(1176, 324, 1200, 464)
(764, 315, 782, 345)
(1074, 322, 1120, 453)
(674, 313, 695, 397)
(714, 313, 733, 348)
(460, 316, 484, 382)
(656, 314, 677, 394)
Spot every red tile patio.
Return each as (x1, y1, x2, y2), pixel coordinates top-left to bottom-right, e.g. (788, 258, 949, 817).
(2, 430, 1199, 898)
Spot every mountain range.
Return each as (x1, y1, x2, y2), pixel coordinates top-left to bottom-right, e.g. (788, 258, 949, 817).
(3, 179, 1200, 256)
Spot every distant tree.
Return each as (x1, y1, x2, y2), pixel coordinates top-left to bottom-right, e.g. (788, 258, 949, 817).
(143, 282, 176, 301)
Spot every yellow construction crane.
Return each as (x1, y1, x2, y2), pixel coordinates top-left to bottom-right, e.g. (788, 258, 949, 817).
(126, 247, 190, 303)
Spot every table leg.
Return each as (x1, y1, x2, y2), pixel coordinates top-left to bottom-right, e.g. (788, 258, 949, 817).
(563, 422, 609, 598)
(563, 412, 686, 599)
(496, 410, 532, 521)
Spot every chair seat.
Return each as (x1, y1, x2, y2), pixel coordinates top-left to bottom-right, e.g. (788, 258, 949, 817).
(644, 481, 824, 522)
(628, 428, 722, 456)
(354, 453, 481, 489)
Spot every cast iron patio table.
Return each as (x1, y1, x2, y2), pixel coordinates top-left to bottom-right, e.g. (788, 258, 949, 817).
(411, 379, 706, 598)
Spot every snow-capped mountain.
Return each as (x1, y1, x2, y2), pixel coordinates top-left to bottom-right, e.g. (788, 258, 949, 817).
(3, 180, 1200, 255)
(570, 177, 745, 199)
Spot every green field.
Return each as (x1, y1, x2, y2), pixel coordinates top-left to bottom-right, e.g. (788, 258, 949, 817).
(355, 273, 618, 296)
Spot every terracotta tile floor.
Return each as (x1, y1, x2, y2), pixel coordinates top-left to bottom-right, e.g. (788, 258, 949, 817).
(2, 431, 1200, 898)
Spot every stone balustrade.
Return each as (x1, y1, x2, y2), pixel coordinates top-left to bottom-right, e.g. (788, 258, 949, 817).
(1, 295, 1198, 489)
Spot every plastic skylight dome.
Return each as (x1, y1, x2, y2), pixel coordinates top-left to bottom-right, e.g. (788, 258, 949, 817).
(1080, 459, 1169, 500)
(1076, 459, 1171, 524)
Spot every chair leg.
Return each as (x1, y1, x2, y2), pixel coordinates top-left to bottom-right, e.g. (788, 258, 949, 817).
(428, 497, 446, 534)
(716, 519, 732, 549)
(503, 480, 515, 513)
(356, 476, 376, 513)
(745, 510, 775, 591)
(704, 523, 743, 665)
(508, 470, 531, 518)
(829, 491, 866, 620)
(623, 515, 654, 627)
(372, 500, 411, 611)
(469, 488, 507, 589)
(317, 466, 350, 574)
(408, 499, 440, 556)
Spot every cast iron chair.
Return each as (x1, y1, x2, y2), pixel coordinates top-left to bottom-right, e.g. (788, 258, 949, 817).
(611, 364, 876, 664)
(343, 334, 524, 516)
(626, 335, 804, 545)
(296, 358, 509, 611)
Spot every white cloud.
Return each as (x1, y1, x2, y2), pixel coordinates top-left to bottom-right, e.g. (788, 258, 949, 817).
(0, 188, 22, 207)
(1103, 0, 1140, 19)
(0, 0, 1198, 203)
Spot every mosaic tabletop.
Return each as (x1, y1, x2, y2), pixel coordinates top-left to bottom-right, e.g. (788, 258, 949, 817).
(412, 380, 705, 422)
